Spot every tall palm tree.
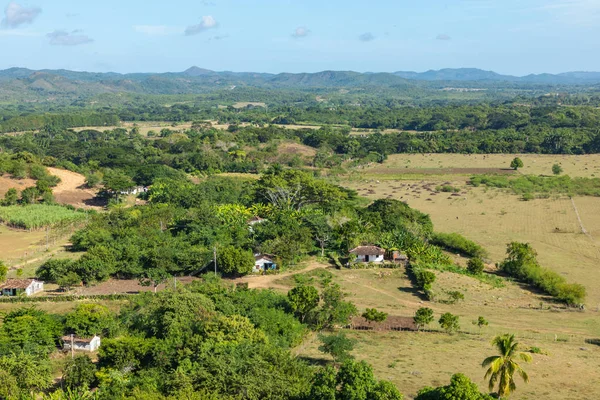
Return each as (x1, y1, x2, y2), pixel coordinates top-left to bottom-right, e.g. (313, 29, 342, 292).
(482, 334, 532, 398)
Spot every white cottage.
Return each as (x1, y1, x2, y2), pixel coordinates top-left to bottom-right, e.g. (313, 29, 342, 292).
(62, 335, 102, 352)
(349, 246, 386, 263)
(0, 279, 44, 296)
(253, 254, 277, 273)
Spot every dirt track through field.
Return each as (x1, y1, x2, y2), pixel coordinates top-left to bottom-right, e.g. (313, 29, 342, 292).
(232, 261, 326, 290)
(47, 168, 100, 209)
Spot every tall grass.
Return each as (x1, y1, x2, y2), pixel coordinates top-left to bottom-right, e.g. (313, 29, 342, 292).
(0, 204, 87, 230)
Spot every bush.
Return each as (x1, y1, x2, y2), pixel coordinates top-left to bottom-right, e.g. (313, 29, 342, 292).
(430, 232, 487, 258)
(499, 242, 586, 305)
(467, 257, 485, 275)
(438, 313, 460, 334)
(362, 308, 388, 322)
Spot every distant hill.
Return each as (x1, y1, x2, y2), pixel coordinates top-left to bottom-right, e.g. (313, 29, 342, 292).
(0, 66, 599, 101)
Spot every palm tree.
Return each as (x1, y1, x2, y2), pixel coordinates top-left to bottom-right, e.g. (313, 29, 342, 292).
(482, 334, 532, 397)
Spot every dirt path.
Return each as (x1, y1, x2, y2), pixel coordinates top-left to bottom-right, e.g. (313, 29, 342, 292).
(47, 167, 101, 209)
(231, 261, 327, 290)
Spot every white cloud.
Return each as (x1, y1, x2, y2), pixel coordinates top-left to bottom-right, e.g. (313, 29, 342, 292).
(291, 26, 310, 38)
(1, 2, 41, 28)
(185, 16, 218, 36)
(47, 30, 93, 46)
(134, 25, 180, 36)
(358, 32, 375, 42)
(436, 33, 451, 40)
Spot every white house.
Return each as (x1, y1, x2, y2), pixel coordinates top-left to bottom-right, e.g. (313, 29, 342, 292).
(0, 279, 44, 297)
(62, 335, 102, 352)
(253, 254, 277, 273)
(349, 246, 386, 263)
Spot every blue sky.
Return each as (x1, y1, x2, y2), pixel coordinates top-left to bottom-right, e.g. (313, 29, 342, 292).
(1, 0, 599, 75)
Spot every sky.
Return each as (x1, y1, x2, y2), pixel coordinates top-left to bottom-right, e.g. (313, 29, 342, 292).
(0, 0, 599, 75)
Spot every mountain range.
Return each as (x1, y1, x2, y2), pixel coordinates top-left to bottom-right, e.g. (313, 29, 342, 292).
(1, 67, 599, 101)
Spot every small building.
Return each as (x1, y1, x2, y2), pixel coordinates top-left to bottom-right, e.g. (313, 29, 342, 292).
(0, 279, 44, 297)
(247, 216, 266, 232)
(349, 246, 385, 263)
(62, 335, 102, 352)
(388, 250, 409, 266)
(253, 254, 277, 273)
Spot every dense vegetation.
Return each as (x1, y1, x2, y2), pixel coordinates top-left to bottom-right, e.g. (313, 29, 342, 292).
(0, 205, 87, 230)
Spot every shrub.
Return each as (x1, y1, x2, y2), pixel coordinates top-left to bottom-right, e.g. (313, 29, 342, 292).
(438, 313, 460, 334)
(362, 308, 388, 322)
(430, 232, 487, 258)
(467, 257, 485, 275)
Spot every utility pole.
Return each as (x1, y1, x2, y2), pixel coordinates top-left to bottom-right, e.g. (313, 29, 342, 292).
(70, 334, 74, 359)
(45, 227, 49, 251)
(213, 247, 217, 275)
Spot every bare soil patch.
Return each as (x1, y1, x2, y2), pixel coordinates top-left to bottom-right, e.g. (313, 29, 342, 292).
(367, 167, 516, 176)
(278, 142, 318, 158)
(0, 174, 35, 196)
(46, 168, 102, 209)
(73, 276, 199, 295)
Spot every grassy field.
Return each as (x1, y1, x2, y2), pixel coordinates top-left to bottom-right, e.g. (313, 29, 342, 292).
(0, 204, 87, 230)
(296, 329, 600, 400)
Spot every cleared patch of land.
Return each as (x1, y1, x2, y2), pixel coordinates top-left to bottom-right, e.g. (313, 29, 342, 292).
(0, 174, 35, 196)
(46, 167, 101, 209)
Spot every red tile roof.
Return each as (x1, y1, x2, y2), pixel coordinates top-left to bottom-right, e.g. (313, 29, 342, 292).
(0, 279, 37, 290)
(349, 246, 385, 256)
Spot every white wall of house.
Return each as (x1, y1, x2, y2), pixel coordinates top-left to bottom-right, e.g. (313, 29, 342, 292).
(355, 254, 384, 263)
(64, 336, 101, 352)
(25, 281, 43, 296)
(253, 258, 272, 273)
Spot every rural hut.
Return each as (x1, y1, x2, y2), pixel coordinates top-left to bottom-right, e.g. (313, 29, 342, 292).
(62, 335, 102, 352)
(0, 279, 44, 297)
(349, 245, 386, 263)
(253, 254, 277, 273)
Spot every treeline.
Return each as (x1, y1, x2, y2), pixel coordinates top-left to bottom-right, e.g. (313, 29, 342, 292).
(0, 112, 119, 133)
(0, 276, 405, 399)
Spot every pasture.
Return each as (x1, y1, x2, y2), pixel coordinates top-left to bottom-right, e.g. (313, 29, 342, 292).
(342, 153, 600, 307)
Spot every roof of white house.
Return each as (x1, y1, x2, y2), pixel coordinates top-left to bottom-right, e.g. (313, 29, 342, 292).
(0, 279, 39, 290)
(349, 246, 386, 256)
(254, 253, 275, 262)
(62, 335, 99, 343)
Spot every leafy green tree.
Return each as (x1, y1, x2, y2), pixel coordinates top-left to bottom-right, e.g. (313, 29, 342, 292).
(217, 246, 254, 276)
(552, 164, 563, 175)
(309, 366, 338, 400)
(482, 334, 532, 398)
(2, 188, 18, 206)
(413, 308, 434, 331)
(0, 261, 7, 283)
(56, 272, 81, 291)
(36, 259, 75, 283)
(20, 186, 40, 204)
(416, 373, 493, 400)
(338, 360, 403, 400)
(473, 316, 489, 333)
(102, 170, 135, 196)
(315, 283, 358, 330)
(362, 308, 388, 322)
(438, 313, 460, 334)
(288, 285, 320, 322)
(0, 308, 62, 356)
(467, 258, 485, 275)
(63, 355, 97, 390)
(139, 266, 170, 293)
(510, 157, 524, 170)
(0, 352, 52, 395)
(65, 304, 119, 338)
(318, 332, 356, 363)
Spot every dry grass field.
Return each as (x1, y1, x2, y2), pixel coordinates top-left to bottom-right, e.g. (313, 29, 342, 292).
(296, 329, 600, 400)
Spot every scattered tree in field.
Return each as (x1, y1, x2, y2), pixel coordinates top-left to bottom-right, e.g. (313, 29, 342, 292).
(63, 355, 97, 390)
(217, 246, 255, 276)
(287, 285, 320, 322)
(315, 283, 358, 330)
(139, 267, 170, 293)
(552, 164, 563, 175)
(438, 313, 460, 334)
(414, 308, 434, 331)
(473, 316, 489, 333)
(467, 257, 485, 275)
(416, 373, 493, 400)
(362, 308, 388, 322)
(510, 157, 524, 170)
(318, 332, 356, 363)
(445, 291, 465, 304)
(482, 334, 532, 398)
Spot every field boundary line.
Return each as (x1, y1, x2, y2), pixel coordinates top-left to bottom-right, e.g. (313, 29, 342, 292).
(570, 197, 593, 239)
